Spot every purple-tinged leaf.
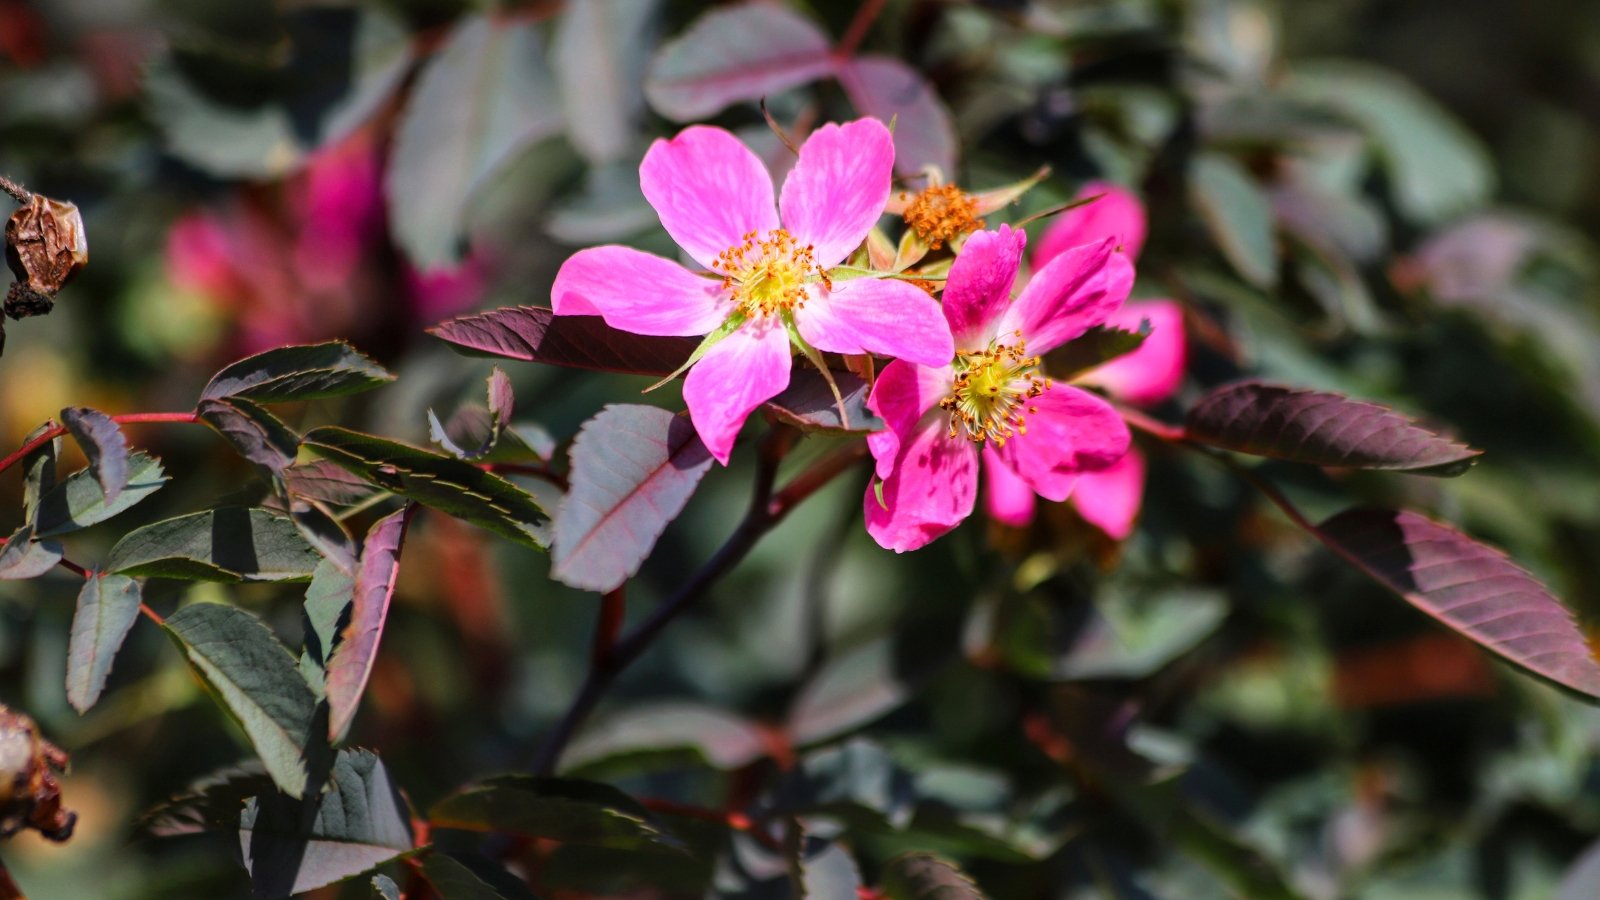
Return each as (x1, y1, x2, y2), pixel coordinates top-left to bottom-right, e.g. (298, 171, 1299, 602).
(325, 507, 412, 743)
(387, 14, 562, 270)
(428, 775, 674, 849)
(430, 307, 697, 377)
(240, 749, 413, 896)
(554, 0, 660, 165)
(428, 368, 515, 461)
(563, 702, 770, 774)
(765, 368, 883, 434)
(198, 396, 299, 480)
(289, 498, 360, 577)
(61, 407, 129, 504)
(65, 573, 142, 713)
(417, 854, 505, 899)
(1043, 322, 1150, 382)
(283, 461, 379, 507)
(552, 405, 713, 593)
(20, 422, 58, 525)
(1318, 507, 1600, 699)
(1190, 152, 1278, 289)
(0, 524, 62, 580)
(644, 3, 835, 121)
(837, 56, 957, 176)
(1186, 381, 1481, 475)
(202, 341, 394, 404)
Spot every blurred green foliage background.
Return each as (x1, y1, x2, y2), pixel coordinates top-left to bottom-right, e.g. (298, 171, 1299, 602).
(5, 0, 1600, 897)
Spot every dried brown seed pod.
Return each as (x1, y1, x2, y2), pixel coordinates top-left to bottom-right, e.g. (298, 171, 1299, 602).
(0, 704, 75, 843)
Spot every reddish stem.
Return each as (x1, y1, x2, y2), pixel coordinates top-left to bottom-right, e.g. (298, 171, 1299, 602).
(1114, 404, 1188, 444)
(591, 588, 625, 668)
(834, 0, 889, 59)
(0, 411, 201, 477)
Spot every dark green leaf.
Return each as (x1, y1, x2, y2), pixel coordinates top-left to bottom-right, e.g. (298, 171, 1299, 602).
(288, 498, 360, 576)
(326, 507, 411, 742)
(302, 427, 548, 549)
(20, 422, 58, 525)
(65, 573, 142, 713)
(300, 558, 355, 695)
(34, 452, 167, 537)
(429, 776, 676, 850)
(201, 342, 394, 404)
(0, 524, 62, 580)
(140, 763, 272, 836)
(240, 749, 414, 897)
(765, 368, 885, 434)
(105, 508, 321, 582)
(1190, 153, 1278, 289)
(61, 407, 129, 504)
(552, 405, 712, 592)
(984, 587, 1228, 681)
(164, 603, 320, 797)
(776, 739, 916, 829)
(881, 853, 988, 899)
(387, 14, 562, 269)
(1043, 322, 1151, 381)
(198, 396, 299, 480)
(419, 854, 511, 900)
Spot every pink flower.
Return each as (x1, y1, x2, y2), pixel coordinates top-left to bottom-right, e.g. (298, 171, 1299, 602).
(551, 119, 953, 464)
(995, 181, 1188, 540)
(863, 225, 1134, 552)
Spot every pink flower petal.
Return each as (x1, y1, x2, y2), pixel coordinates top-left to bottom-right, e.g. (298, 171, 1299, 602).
(864, 420, 979, 552)
(866, 359, 951, 479)
(994, 385, 1130, 501)
(778, 118, 895, 269)
(1084, 299, 1187, 406)
(682, 320, 792, 465)
(1034, 181, 1148, 267)
(983, 448, 1037, 527)
(640, 126, 779, 270)
(1071, 447, 1146, 540)
(551, 245, 731, 335)
(942, 226, 1026, 347)
(796, 278, 953, 367)
(999, 237, 1132, 354)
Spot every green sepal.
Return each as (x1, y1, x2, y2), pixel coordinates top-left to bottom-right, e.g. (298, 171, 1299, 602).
(641, 312, 747, 393)
(781, 312, 849, 428)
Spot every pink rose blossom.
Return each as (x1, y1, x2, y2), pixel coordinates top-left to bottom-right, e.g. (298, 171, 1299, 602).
(551, 119, 953, 464)
(863, 225, 1134, 552)
(995, 181, 1188, 540)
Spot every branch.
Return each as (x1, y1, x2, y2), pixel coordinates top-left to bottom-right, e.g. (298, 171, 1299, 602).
(834, 0, 889, 60)
(0, 176, 30, 205)
(528, 429, 866, 775)
(0, 412, 201, 477)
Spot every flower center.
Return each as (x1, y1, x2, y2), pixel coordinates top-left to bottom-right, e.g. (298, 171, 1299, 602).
(902, 184, 983, 249)
(940, 334, 1051, 445)
(712, 228, 829, 319)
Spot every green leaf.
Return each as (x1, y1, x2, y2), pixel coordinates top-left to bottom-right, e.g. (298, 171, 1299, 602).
(33, 452, 167, 537)
(429, 368, 515, 461)
(141, 763, 273, 837)
(1190, 153, 1278, 289)
(326, 508, 412, 742)
(106, 508, 321, 583)
(793, 834, 864, 899)
(775, 738, 917, 829)
(1291, 60, 1494, 226)
(20, 422, 58, 525)
(788, 638, 925, 747)
(143, 7, 412, 179)
(61, 407, 129, 504)
(289, 498, 360, 576)
(299, 558, 355, 696)
(419, 854, 512, 900)
(201, 342, 394, 404)
(562, 702, 769, 775)
(881, 853, 988, 899)
(429, 776, 676, 850)
(1043, 322, 1151, 381)
(371, 874, 401, 900)
(65, 573, 142, 713)
(240, 749, 414, 897)
(0, 524, 62, 580)
(987, 587, 1229, 681)
(198, 396, 300, 481)
(302, 427, 549, 549)
(164, 603, 320, 798)
(387, 13, 562, 270)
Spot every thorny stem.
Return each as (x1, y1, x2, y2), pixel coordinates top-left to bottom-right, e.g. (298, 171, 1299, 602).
(529, 429, 867, 775)
(834, 0, 890, 59)
(0, 412, 202, 477)
(0, 176, 30, 205)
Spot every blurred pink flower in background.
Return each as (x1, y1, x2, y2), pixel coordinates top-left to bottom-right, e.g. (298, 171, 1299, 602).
(992, 181, 1188, 540)
(163, 133, 485, 355)
(864, 225, 1133, 552)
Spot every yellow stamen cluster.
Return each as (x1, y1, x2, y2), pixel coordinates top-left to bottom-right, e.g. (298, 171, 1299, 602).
(711, 228, 829, 318)
(940, 333, 1051, 445)
(902, 184, 983, 249)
